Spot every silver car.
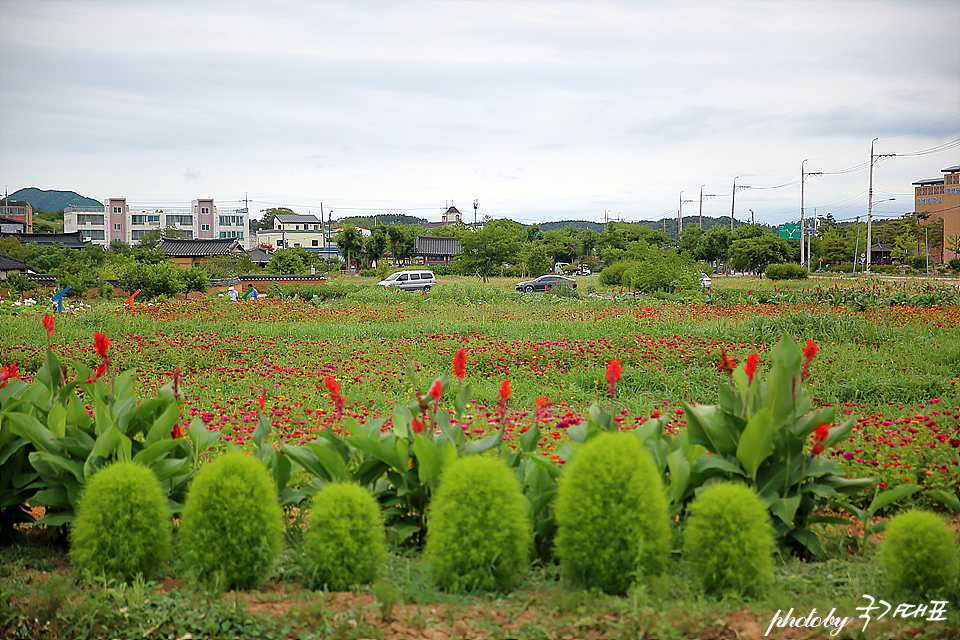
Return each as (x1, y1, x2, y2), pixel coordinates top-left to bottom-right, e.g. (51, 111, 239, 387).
(377, 270, 436, 292)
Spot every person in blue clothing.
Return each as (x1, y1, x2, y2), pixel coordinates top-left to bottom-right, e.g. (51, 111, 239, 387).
(246, 284, 259, 301)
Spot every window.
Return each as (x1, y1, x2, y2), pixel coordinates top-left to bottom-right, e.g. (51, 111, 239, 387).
(311, 240, 318, 246)
(218, 215, 243, 226)
(295, 225, 300, 230)
(201, 224, 210, 231)
(113, 207, 122, 214)
(132, 215, 159, 225)
(314, 225, 319, 230)
(201, 207, 210, 214)
(82, 230, 105, 240)
(77, 214, 104, 225)
(182, 230, 193, 239)
(219, 231, 244, 239)
(410, 273, 420, 280)
(131, 230, 148, 240)
(113, 223, 122, 231)
(166, 215, 193, 225)
(398, 274, 408, 281)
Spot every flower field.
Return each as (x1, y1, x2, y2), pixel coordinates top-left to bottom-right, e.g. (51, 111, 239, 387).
(2, 278, 959, 639)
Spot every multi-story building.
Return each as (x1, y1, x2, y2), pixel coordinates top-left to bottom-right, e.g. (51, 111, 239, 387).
(914, 165, 960, 263)
(255, 214, 341, 256)
(64, 198, 250, 249)
(0, 199, 33, 232)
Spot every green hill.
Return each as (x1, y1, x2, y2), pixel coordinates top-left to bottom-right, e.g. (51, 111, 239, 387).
(8, 188, 102, 212)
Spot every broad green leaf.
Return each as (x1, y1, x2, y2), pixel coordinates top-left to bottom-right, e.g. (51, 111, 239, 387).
(150, 457, 191, 481)
(36, 511, 74, 527)
(790, 406, 837, 439)
(820, 474, 873, 494)
(187, 416, 219, 457)
(36, 350, 64, 392)
(132, 439, 183, 466)
(439, 438, 458, 468)
(823, 417, 855, 449)
(520, 424, 541, 453)
(33, 452, 85, 484)
(463, 433, 501, 455)
(666, 447, 690, 504)
(867, 483, 923, 516)
(392, 406, 413, 441)
(47, 403, 67, 438)
(360, 416, 388, 440)
(454, 382, 471, 420)
(768, 495, 800, 525)
(145, 403, 182, 447)
(31, 486, 70, 509)
(7, 412, 60, 453)
(349, 433, 404, 471)
(386, 523, 421, 544)
(394, 437, 409, 468)
(927, 490, 960, 514)
(736, 408, 774, 481)
(412, 434, 442, 491)
(684, 403, 740, 457)
(436, 410, 464, 448)
(790, 527, 825, 558)
(692, 454, 746, 477)
(0, 437, 28, 466)
(64, 395, 93, 430)
(764, 335, 802, 426)
(866, 521, 889, 536)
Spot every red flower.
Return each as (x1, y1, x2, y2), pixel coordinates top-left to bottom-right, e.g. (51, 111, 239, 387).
(452, 348, 467, 380)
(744, 353, 759, 383)
(0, 362, 18, 388)
(171, 424, 184, 439)
(258, 389, 266, 410)
(411, 419, 424, 434)
(324, 376, 345, 414)
(499, 379, 512, 403)
(716, 347, 736, 377)
(429, 379, 443, 402)
(85, 361, 109, 384)
(42, 313, 55, 338)
(606, 359, 623, 398)
(94, 332, 111, 359)
(810, 422, 830, 456)
(801, 339, 818, 381)
(535, 396, 553, 412)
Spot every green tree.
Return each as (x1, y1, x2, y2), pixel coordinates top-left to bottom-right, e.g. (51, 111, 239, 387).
(180, 267, 210, 298)
(820, 225, 852, 265)
(693, 224, 732, 264)
(364, 226, 389, 267)
(267, 249, 307, 275)
(728, 235, 792, 273)
(336, 226, 365, 276)
(257, 207, 296, 232)
(200, 254, 260, 279)
(455, 219, 525, 282)
(678, 225, 704, 254)
(541, 228, 583, 264)
(525, 245, 551, 277)
(633, 247, 701, 292)
(116, 261, 186, 299)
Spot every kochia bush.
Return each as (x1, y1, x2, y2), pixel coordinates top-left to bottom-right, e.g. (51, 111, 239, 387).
(880, 509, 959, 598)
(425, 456, 531, 592)
(304, 483, 386, 590)
(70, 462, 171, 581)
(683, 483, 775, 596)
(179, 453, 283, 590)
(554, 432, 670, 595)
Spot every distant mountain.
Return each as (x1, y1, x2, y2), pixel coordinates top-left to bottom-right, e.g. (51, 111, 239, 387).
(537, 220, 606, 232)
(338, 214, 429, 227)
(7, 188, 102, 212)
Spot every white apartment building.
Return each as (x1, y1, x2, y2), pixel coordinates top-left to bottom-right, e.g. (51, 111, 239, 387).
(64, 198, 250, 249)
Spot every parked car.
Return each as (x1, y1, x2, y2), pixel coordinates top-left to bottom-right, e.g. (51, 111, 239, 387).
(699, 273, 712, 288)
(377, 270, 436, 292)
(579, 266, 592, 276)
(553, 262, 570, 273)
(515, 275, 577, 293)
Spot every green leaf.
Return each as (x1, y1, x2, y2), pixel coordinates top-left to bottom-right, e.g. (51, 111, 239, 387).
(47, 403, 67, 438)
(463, 433, 501, 455)
(349, 433, 404, 471)
(411, 434, 442, 491)
(520, 424, 540, 453)
(392, 406, 414, 441)
(867, 483, 923, 516)
(145, 403, 182, 447)
(36, 511, 74, 527)
(666, 447, 690, 504)
(36, 350, 64, 392)
(764, 335, 803, 426)
(360, 416, 388, 440)
(684, 403, 739, 457)
(789, 527, 825, 558)
(691, 454, 746, 477)
(150, 457, 191, 482)
(736, 408, 775, 481)
(439, 438, 459, 468)
(927, 490, 960, 514)
(187, 416, 219, 458)
(7, 412, 60, 453)
(768, 495, 800, 525)
(823, 417, 855, 449)
(132, 439, 183, 466)
(454, 382, 471, 420)
(806, 515, 853, 526)
(436, 410, 464, 448)
(32, 452, 85, 484)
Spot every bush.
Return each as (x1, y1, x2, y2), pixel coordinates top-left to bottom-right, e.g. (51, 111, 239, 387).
(682, 483, 775, 596)
(69, 462, 171, 581)
(425, 456, 531, 592)
(179, 453, 283, 590)
(599, 261, 641, 287)
(949, 257, 960, 271)
(765, 263, 808, 280)
(304, 483, 386, 590)
(911, 255, 929, 270)
(554, 432, 670, 594)
(880, 509, 959, 598)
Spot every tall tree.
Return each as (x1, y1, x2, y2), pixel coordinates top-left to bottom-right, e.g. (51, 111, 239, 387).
(336, 226, 365, 276)
(455, 219, 525, 282)
(365, 226, 389, 267)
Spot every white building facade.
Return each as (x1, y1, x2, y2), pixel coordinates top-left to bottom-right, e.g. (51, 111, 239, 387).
(64, 198, 250, 249)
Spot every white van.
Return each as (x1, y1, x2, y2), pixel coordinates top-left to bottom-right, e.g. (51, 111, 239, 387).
(554, 262, 570, 273)
(377, 270, 436, 292)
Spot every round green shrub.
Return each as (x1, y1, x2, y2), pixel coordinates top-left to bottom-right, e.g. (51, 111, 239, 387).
(765, 263, 808, 280)
(179, 453, 283, 590)
(70, 461, 171, 581)
(304, 483, 386, 590)
(554, 431, 670, 595)
(425, 455, 531, 592)
(880, 509, 959, 598)
(682, 483, 775, 596)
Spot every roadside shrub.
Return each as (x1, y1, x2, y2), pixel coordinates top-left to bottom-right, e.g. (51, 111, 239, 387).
(179, 453, 283, 590)
(599, 261, 640, 287)
(949, 257, 960, 271)
(683, 483, 775, 596)
(880, 509, 959, 598)
(765, 263, 808, 280)
(304, 483, 386, 591)
(69, 462, 171, 581)
(425, 456, 531, 592)
(554, 432, 670, 594)
(911, 255, 929, 270)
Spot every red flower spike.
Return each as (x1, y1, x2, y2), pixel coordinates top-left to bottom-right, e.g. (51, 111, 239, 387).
(85, 361, 109, 384)
(810, 422, 830, 456)
(324, 376, 346, 414)
(801, 339, 818, 381)
(499, 379, 512, 402)
(42, 314, 55, 338)
(171, 424, 184, 439)
(411, 419, 424, 434)
(716, 347, 736, 377)
(429, 379, 443, 402)
(452, 348, 467, 380)
(744, 353, 759, 384)
(606, 359, 623, 398)
(258, 389, 266, 410)
(94, 332, 111, 359)
(0, 362, 18, 389)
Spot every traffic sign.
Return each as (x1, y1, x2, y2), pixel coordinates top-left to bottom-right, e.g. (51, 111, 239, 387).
(778, 224, 802, 239)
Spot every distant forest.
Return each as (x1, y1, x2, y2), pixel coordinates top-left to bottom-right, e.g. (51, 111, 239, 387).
(8, 188, 101, 212)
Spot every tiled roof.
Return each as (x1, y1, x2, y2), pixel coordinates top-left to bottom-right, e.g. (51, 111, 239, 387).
(2, 231, 88, 249)
(275, 214, 322, 224)
(942, 165, 959, 173)
(913, 177, 943, 186)
(0, 252, 30, 271)
(415, 235, 462, 256)
(247, 248, 272, 264)
(158, 237, 242, 257)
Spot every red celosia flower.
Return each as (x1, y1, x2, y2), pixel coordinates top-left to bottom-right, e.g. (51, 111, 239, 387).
(42, 314, 55, 338)
(606, 359, 623, 398)
(411, 419, 424, 434)
(324, 375, 345, 414)
(0, 362, 18, 388)
(810, 422, 830, 456)
(717, 347, 736, 377)
(744, 353, 759, 383)
(429, 379, 442, 402)
(94, 332, 111, 359)
(452, 348, 467, 381)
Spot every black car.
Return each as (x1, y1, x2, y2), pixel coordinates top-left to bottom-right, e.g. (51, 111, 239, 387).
(515, 275, 577, 293)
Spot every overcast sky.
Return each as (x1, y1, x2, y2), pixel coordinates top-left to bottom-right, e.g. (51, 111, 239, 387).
(1, 0, 958, 225)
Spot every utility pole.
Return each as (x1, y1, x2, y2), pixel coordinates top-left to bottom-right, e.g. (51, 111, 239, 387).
(867, 138, 896, 270)
(800, 159, 822, 270)
(473, 198, 478, 226)
(679, 191, 693, 240)
(925, 227, 930, 275)
(699, 185, 717, 230)
(852, 216, 861, 275)
(730, 177, 750, 231)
